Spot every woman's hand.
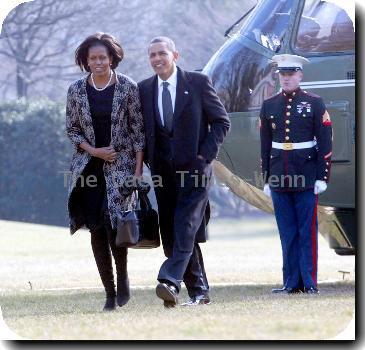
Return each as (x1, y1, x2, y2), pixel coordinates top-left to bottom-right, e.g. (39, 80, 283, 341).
(134, 168, 143, 178)
(92, 146, 118, 162)
(134, 151, 144, 178)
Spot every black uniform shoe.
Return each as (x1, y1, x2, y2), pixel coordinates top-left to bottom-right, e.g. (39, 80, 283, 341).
(156, 282, 178, 307)
(286, 288, 304, 294)
(103, 296, 116, 311)
(272, 287, 303, 294)
(271, 286, 287, 294)
(117, 278, 130, 307)
(304, 287, 319, 294)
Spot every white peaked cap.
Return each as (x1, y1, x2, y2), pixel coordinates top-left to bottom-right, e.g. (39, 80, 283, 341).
(271, 54, 310, 72)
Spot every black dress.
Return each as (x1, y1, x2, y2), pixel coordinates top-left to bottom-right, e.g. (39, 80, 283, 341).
(77, 83, 115, 233)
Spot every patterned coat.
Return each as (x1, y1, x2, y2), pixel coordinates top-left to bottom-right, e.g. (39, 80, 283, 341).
(66, 73, 145, 234)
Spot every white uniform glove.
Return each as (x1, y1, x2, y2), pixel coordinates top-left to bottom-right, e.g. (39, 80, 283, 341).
(263, 184, 271, 197)
(314, 180, 327, 195)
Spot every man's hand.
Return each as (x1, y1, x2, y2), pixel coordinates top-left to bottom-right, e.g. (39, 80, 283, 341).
(92, 146, 117, 162)
(314, 180, 327, 195)
(263, 184, 271, 197)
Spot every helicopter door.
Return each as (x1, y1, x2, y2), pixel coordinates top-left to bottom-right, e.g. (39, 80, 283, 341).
(293, 0, 355, 163)
(292, 0, 355, 207)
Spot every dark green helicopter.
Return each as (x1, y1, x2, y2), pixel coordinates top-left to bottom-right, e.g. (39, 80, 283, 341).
(203, 0, 355, 255)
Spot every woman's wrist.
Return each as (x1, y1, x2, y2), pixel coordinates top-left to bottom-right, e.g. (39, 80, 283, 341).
(89, 147, 97, 157)
(134, 168, 143, 177)
(79, 142, 96, 157)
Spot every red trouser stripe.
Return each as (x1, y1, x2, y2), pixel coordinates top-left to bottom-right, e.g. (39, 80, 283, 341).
(311, 195, 318, 286)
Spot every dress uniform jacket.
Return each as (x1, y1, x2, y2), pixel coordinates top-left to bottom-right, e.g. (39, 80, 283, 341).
(260, 88, 332, 191)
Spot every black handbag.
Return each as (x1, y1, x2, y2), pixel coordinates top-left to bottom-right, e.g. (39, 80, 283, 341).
(116, 209, 139, 247)
(116, 187, 160, 249)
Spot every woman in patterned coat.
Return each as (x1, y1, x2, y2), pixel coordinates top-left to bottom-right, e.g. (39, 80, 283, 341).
(66, 33, 145, 311)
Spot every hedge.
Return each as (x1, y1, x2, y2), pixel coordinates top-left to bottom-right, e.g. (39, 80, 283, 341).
(0, 99, 72, 226)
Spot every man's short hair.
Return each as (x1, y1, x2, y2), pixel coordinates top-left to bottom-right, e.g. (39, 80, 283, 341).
(149, 36, 176, 52)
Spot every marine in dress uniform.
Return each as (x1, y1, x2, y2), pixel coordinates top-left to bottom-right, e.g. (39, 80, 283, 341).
(260, 54, 333, 294)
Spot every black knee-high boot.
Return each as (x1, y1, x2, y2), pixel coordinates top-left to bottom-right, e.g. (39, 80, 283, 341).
(91, 229, 116, 311)
(107, 229, 130, 307)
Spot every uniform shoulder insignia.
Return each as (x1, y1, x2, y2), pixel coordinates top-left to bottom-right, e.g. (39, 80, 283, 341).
(322, 110, 332, 126)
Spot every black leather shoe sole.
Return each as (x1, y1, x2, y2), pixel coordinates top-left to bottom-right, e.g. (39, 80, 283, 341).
(156, 283, 178, 306)
(287, 288, 304, 294)
(271, 288, 287, 294)
(163, 301, 176, 308)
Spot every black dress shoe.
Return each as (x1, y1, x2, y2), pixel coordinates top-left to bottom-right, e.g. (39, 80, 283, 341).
(117, 278, 130, 307)
(286, 287, 304, 294)
(272, 287, 303, 294)
(271, 286, 287, 294)
(156, 282, 178, 307)
(304, 287, 320, 294)
(103, 296, 116, 311)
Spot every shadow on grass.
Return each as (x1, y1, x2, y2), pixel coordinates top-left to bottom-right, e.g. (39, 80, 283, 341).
(0, 281, 355, 319)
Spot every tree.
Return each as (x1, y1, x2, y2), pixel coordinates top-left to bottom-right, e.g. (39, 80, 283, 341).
(0, 0, 113, 98)
(0, 0, 250, 100)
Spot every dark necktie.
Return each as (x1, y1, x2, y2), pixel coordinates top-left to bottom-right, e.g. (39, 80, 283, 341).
(162, 81, 173, 132)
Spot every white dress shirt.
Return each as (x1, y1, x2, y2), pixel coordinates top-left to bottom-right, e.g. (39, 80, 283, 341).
(157, 65, 177, 126)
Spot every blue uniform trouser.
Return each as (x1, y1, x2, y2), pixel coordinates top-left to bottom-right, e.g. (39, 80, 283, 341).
(271, 189, 318, 289)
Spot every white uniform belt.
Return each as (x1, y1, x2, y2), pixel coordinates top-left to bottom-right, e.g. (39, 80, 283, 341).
(272, 140, 317, 150)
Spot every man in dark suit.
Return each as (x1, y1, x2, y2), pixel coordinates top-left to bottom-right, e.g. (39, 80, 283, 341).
(138, 36, 230, 307)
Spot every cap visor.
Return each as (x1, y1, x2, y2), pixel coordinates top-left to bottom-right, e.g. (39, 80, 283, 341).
(277, 67, 301, 72)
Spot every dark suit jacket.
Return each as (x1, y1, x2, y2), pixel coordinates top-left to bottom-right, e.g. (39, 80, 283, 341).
(138, 67, 230, 174)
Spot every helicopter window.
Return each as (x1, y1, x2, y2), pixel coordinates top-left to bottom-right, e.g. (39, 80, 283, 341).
(239, 0, 294, 52)
(295, 0, 355, 53)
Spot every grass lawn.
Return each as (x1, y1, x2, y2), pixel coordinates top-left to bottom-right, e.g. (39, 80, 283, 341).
(0, 217, 355, 340)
